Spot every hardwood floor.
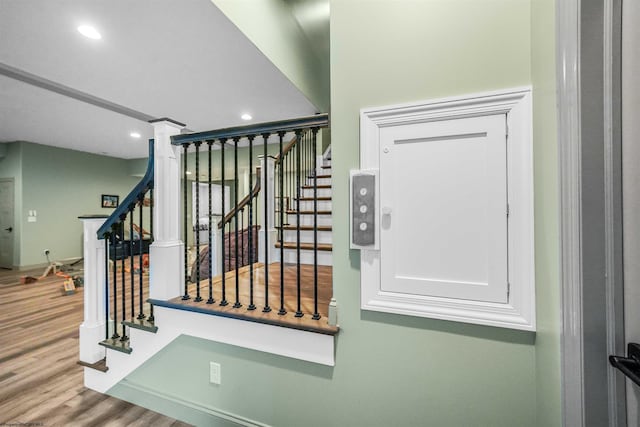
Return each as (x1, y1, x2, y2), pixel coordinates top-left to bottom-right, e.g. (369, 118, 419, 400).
(0, 266, 191, 427)
(168, 262, 337, 334)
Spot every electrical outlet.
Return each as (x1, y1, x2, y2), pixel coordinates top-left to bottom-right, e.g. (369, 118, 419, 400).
(209, 362, 221, 385)
(43, 249, 50, 256)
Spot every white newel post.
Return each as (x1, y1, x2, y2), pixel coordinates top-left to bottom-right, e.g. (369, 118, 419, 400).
(149, 118, 186, 300)
(79, 215, 109, 364)
(258, 155, 278, 263)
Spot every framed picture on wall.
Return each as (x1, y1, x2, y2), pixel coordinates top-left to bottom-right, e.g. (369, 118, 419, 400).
(101, 194, 119, 208)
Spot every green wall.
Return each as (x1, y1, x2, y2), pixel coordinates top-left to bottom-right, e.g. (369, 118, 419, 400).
(110, 0, 565, 426)
(0, 142, 23, 266)
(211, 0, 329, 111)
(17, 142, 140, 267)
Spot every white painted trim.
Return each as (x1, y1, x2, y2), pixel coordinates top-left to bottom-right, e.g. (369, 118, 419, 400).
(359, 87, 535, 331)
(85, 306, 334, 393)
(603, 0, 626, 424)
(116, 379, 271, 427)
(556, 0, 586, 425)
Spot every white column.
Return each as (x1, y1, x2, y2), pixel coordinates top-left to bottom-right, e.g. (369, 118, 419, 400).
(79, 216, 108, 364)
(149, 119, 186, 300)
(258, 155, 278, 263)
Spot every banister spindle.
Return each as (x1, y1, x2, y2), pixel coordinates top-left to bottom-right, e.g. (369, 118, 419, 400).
(295, 130, 303, 318)
(207, 141, 215, 304)
(149, 188, 154, 241)
(278, 131, 286, 315)
(233, 137, 241, 309)
(120, 218, 128, 341)
(138, 198, 145, 319)
(220, 139, 228, 306)
(194, 141, 203, 302)
(104, 236, 110, 339)
(182, 143, 191, 300)
(263, 133, 271, 313)
(248, 135, 256, 311)
(110, 232, 119, 339)
(241, 208, 245, 267)
(312, 128, 320, 320)
(129, 210, 135, 320)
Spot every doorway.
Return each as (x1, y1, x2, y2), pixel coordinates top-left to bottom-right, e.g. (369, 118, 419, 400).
(0, 178, 15, 269)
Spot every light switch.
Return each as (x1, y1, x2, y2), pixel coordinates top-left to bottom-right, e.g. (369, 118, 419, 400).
(209, 362, 221, 385)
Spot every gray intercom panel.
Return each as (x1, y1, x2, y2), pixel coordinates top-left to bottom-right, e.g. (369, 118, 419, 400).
(350, 170, 378, 249)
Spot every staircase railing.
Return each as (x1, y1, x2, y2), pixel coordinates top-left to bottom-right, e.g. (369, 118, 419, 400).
(171, 113, 329, 320)
(96, 139, 155, 352)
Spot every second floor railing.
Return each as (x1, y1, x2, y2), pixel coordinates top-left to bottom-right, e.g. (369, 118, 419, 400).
(171, 113, 330, 321)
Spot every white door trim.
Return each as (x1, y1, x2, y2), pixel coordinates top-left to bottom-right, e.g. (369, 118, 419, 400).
(557, 0, 625, 425)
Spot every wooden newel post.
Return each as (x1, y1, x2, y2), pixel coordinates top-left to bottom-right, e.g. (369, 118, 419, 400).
(78, 215, 109, 364)
(149, 118, 186, 300)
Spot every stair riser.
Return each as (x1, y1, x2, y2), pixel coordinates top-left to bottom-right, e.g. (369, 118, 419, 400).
(282, 229, 333, 244)
(287, 214, 332, 226)
(282, 249, 332, 266)
(296, 200, 332, 211)
(302, 187, 331, 198)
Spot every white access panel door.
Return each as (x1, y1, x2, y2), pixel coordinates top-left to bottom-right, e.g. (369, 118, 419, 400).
(379, 114, 508, 304)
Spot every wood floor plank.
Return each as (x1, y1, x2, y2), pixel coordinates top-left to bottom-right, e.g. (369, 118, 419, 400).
(0, 266, 192, 426)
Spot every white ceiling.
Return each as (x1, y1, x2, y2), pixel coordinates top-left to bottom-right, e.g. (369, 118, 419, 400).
(0, 0, 318, 159)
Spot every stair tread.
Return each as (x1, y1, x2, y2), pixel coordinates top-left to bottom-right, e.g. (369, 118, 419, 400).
(77, 357, 109, 372)
(312, 174, 332, 179)
(321, 165, 331, 169)
(276, 242, 333, 251)
(278, 225, 332, 231)
(297, 196, 331, 201)
(302, 184, 331, 189)
(122, 318, 158, 333)
(286, 210, 332, 215)
(99, 338, 132, 354)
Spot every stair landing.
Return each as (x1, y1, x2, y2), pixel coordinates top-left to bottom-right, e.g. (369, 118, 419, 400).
(159, 263, 337, 335)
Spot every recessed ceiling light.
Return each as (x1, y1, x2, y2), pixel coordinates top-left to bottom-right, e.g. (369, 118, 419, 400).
(186, 171, 192, 175)
(241, 113, 252, 121)
(130, 132, 141, 139)
(78, 25, 101, 40)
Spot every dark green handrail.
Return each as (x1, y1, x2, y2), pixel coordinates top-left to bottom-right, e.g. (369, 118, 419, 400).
(97, 139, 154, 239)
(170, 113, 329, 145)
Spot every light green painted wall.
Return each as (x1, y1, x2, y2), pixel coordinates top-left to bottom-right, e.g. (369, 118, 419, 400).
(531, 0, 561, 425)
(108, 1, 565, 426)
(211, 0, 329, 111)
(19, 142, 139, 266)
(0, 142, 23, 266)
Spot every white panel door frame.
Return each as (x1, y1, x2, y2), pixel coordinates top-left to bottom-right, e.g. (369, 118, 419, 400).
(557, 0, 627, 425)
(360, 87, 535, 331)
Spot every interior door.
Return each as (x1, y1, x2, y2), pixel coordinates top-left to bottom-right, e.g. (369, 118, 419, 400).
(0, 179, 15, 269)
(379, 114, 509, 304)
(622, 1, 640, 424)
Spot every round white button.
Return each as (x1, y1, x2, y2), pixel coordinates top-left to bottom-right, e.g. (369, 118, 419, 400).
(359, 188, 367, 196)
(359, 205, 368, 213)
(359, 222, 367, 231)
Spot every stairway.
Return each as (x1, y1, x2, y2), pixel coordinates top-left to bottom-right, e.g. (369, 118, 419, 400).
(277, 156, 332, 266)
